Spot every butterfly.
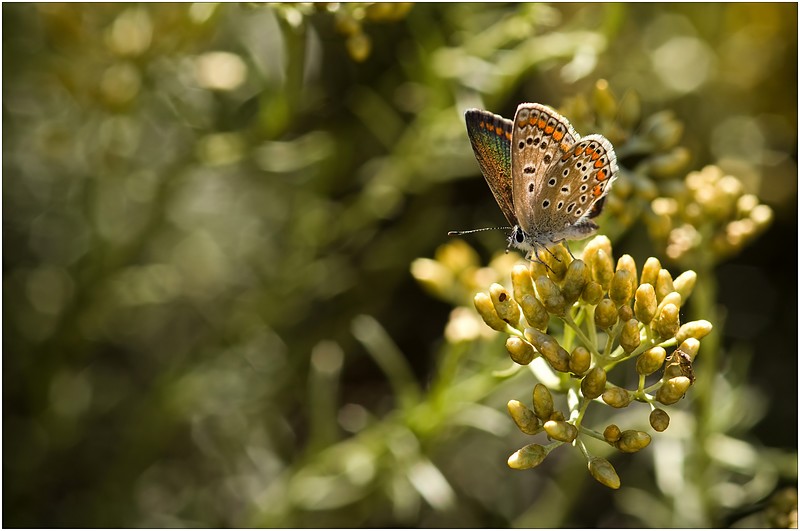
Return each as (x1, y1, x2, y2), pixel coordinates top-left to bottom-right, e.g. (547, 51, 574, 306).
(456, 103, 618, 263)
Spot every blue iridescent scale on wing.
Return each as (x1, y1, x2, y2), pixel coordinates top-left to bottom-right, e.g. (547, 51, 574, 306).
(464, 109, 516, 226)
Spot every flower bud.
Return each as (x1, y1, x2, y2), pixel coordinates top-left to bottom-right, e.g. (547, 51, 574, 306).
(618, 89, 641, 128)
(562, 260, 590, 304)
(532, 383, 554, 420)
(641, 257, 662, 287)
(602, 386, 633, 408)
(593, 79, 618, 120)
(618, 304, 633, 322)
(648, 147, 691, 178)
(655, 269, 675, 303)
(569, 346, 591, 375)
(591, 249, 615, 291)
(673, 270, 697, 301)
(595, 298, 618, 329)
(616, 255, 638, 285)
(659, 291, 682, 311)
(656, 376, 692, 405)
(525, 328, 570, 372)
(610, 269, 635, 307)
(616, 430, 651, 453)
(654, 303, 680, 339)
(634, 284, 657, 324)
(603, 424, 621, 443)
(534, 275, 566, 315)
(508, 444, 547, 470)
(581, 281, 604, 305)
(581, 366, 607, 399)
(489, 283, 521, 327)
(678, 338, 700, 359)
(506, 336, 535, 365)
(529, 261, 549, 282)
(543, 420, 578, 443)
(620, 318, 641, 353)
(582, 235, 612, 268)
(549, 410, 565, 422)
(519, 294, 549, 331)
(512, 265, 535, 301)
(649, 408, 670, 432)
(636, 347, 666, 376)
(675, 320, 713, 343)
(642, 110, 683, 150)
(474, 292, 507, 331)
(507, 400, 540, 434)
(588, 457, 621, 489)
(544, 245, 571, 281)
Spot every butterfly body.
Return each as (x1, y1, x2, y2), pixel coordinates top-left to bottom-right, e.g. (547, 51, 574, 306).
(464, 103, 618, 260)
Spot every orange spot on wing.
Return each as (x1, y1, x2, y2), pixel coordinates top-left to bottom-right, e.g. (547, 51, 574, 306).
(560, 142, 570, 152)
(574, 146, 584, 156)
(553, 130, 564, 141)
(592, 184, 603, 197)
(505, 131, 512, 141)
(495, 125, 503, 135)
(591, 152, 601, 161)
(585, 147, 595, 157)
(597, 169, 607, 181)
(545, 125, 555, 135)
(538, 119, 547, 129)
(594, 159, 604, 168)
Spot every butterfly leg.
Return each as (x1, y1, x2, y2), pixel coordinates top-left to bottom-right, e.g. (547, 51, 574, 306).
(552, 238, 575, 260)
(528, 245, 556, 274)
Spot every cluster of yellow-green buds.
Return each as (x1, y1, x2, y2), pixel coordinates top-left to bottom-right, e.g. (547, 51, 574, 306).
(329, 2, 413, 61)
(647, 165, 773, 265)
(473, 235, 713, 489)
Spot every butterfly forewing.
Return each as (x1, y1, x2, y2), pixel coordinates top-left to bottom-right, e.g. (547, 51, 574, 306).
(464, 109, 516, 226)
(510, 103, 580, 233)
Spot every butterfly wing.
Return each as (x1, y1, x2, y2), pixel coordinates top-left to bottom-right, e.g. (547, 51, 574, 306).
(539, 133, 618, 238)
(464, 109, 516, 226)
(510, 103, 580, 233)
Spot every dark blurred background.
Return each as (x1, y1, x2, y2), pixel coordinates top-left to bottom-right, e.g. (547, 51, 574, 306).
(3, 3, 797, 527)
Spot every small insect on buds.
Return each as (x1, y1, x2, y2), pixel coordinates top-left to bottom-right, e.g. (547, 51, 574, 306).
(508, 444, 547, 470)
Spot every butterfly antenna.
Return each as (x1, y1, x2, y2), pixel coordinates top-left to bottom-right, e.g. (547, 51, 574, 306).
(447, 227, 512, 236)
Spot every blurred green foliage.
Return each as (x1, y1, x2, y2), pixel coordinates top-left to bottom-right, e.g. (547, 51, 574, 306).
(3, 3, 797, 527)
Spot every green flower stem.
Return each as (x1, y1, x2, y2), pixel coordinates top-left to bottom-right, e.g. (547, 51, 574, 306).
(562, 313, 600, 358)
(579, 426, 607, 442)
